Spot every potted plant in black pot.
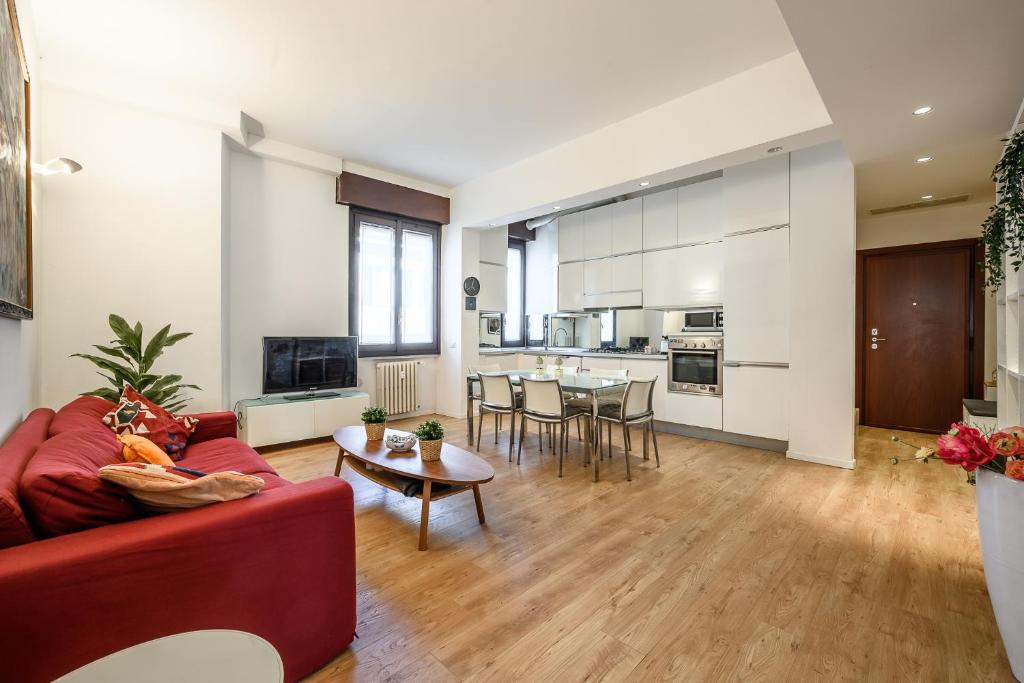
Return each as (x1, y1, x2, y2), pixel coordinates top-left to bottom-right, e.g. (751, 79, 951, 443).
(415, 420, 444, 462)
(361, 406, 388, 441)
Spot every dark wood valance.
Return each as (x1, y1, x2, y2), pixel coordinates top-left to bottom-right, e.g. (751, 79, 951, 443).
(336, 172, 450, 225)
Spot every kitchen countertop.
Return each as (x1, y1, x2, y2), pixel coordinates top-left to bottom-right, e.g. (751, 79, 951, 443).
(479, 347, 667, 360)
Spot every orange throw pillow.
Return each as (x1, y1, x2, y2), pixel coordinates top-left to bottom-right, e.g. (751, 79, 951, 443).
(117, 433, 174, 467)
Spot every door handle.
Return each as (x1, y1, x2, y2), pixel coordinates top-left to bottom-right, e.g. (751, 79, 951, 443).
(872, 337, 887, 342)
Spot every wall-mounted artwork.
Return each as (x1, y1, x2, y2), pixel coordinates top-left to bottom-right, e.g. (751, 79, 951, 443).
(0, 0, 31, 320)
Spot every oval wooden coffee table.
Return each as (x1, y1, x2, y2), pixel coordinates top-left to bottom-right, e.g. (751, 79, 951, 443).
(333, 426, 495, 550)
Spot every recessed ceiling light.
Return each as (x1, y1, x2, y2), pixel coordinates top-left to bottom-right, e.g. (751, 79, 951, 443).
(921, 195, 934, 200)
(912, 106, 933, 116)
(553, 206, 561, 210)
(639, 181, 650, 187)
(916, 156, 933, 164)
(767, 146, 783, 153)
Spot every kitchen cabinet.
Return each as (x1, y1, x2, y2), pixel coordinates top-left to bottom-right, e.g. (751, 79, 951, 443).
(612, 197, 643, 255)
(525, 221, 558, 315)
(612, 253, 642, 293)
(723, 154, 789, 234)
(479, 225, 508, 265)
(583, 257, 613, 295)
(558, 212, 585, 263)
(722, 365, 788, 440)
(478, 262, 507, 312)
(517, 354, 582, 370)
(642, 188, 678, 250)
(581, 356, 622, 372)
(642, 242, 722, 309)
(677, 177, 723, 244)
(557, 261, 584, 312)
(584, 205, 613, 259)
(724, 227, 789, 363)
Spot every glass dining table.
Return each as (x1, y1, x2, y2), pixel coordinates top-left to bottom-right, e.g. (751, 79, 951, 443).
(466, 370, 629, 482)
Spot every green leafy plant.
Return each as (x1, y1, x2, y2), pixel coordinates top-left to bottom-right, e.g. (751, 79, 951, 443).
(982, 128, 1024, 289)
(71, 314, 199, 412)
(415, 419, 444, 441)
(361, 406, 388, 424)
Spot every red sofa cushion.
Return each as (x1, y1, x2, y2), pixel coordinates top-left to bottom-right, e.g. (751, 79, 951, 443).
(180, 438, 280, 478)
(0, 409, 54, 548)
(49, 396, 116, 437)
(20, 429, 140, 537)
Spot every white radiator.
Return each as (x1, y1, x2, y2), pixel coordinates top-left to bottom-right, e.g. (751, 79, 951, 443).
(375, 360, 419, 415)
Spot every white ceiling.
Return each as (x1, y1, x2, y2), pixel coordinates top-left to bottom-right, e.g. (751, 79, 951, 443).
(27, 0, 797, 187)
(777, 0, 1024, 214)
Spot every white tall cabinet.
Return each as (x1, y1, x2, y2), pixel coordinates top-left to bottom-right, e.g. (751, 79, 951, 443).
(478, 226, 508, 312)
(723, 227, 789, 363)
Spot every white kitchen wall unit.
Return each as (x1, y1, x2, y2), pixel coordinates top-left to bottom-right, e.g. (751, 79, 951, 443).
(584, 204, 614, 259)
(478, 262, 507, 312)
(642, 188, 678, 250)
(557, 261, 585, 312)
(642, 242, 722, 309)
(583, 258, 613, 295)
(239, 391, 370, 448)
(722, 365, 788, 440)
(557, 212, 585, 263)
(525, 221, 558, 315)
(677, 176, 724, 244)
(723, 227, 789, 363)
(723, 154, 790, 234)
(611, 197, 643, 255)
(478, 225, 508, 266)
(612, 253, 643, 292)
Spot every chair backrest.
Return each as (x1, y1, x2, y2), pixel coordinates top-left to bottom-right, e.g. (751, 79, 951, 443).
(479, 372, 515, 409)
(585, 368, 629, 379)
(520, 377, 566, 417)
(546, 365, 578, 375)
(621, 377, 656, 419)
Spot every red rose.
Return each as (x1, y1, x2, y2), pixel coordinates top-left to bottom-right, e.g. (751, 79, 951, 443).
(989, 431, 1021, 457)
(1006, 460, 1024, 481)
(936, 423, 995, 472)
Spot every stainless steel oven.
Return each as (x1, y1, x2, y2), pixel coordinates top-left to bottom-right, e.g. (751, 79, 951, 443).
(667, 336, 724, 395)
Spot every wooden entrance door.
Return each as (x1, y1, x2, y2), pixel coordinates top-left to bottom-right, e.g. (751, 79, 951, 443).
(858, 239, 983, 433)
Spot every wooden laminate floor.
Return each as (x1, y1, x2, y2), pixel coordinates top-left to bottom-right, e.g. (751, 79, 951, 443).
(264, 416, 1014, 682)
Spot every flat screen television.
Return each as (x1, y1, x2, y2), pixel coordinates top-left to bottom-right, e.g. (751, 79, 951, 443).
(262, 336, 358, 396)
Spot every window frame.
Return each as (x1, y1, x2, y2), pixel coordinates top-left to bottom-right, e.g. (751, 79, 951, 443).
(349, 208, 441, 358)
(600, 310, 617, 348)
(501, 240, 526, 348)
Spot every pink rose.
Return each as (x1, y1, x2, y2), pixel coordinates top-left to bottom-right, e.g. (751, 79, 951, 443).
(936, 423, 995, 472)
(1006, 460, 1024, 481)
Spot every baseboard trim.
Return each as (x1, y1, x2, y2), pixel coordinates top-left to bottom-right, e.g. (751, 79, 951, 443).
(652, 421, 788, 453)
(786, 449, 856, 470)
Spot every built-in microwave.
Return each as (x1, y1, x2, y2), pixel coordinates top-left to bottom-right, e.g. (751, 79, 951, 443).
(683, 308, 724, 332)
(667, 336, 724, 395)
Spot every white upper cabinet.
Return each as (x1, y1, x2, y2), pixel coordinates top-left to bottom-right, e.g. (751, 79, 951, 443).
(723, 227, 789, 363)
(642, 242, 722, 309)
(583, 257, 613, 295)
(478, 262, 507, 312)
(557, 212, 585, 263)
(557, 261, 585, 312)
(642, 189, 678, 250)
(677, 177, 723, 244)
(478, 225, 508, 265)
(583, 205, 613, 259)
(611, 197, 643, 255)
(723, 154, 790, 234)
(612, 253, 642, 292)
(525, 221, 558, 315)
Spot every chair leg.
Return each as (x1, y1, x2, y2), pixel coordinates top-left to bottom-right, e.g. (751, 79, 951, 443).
(558, 423, 564, 478)
(494, 413, 499, 444)
(621, 423, 629, 457)
(643, 423, 650, 461)
(538, 421, 543, 454)
(624, 429, 632, 482)
(576, 420, 581, 441)
(476, 409, 484, 452)
(517, 414, 527, 465)
(651, 422, 661, 467)
(606, 421, 613, 461)
(548, 423, 553, 449)
(508, 411, 516, 463)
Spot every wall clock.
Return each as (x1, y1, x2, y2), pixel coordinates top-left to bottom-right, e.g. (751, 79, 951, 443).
(463, 276, 481, 296)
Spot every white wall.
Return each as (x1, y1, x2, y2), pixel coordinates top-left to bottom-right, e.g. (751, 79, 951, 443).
(36, 84, 225, 411)
(788, 142, 856, 469)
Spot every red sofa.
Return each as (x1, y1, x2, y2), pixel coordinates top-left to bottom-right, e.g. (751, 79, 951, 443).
(0, 397, 356, 682)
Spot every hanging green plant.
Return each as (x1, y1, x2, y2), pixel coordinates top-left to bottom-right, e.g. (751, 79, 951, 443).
(982, 128, 1024, 289)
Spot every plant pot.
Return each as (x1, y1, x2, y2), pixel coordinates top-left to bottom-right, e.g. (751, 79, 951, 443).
(419, 439, 442, 462)
(364, 421, 386, 441)
(977, 468, 1024, 680)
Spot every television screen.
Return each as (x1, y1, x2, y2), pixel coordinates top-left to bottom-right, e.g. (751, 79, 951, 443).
(262, 337, 358, 394)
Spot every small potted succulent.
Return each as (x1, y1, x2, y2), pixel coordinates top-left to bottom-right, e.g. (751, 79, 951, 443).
(361, 406, 388, 441)
(535, 355, 544, 374)
(415, 419, 444, 462)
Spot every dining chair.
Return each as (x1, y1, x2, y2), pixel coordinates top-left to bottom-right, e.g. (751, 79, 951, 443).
(476, 372, 523, 462)
(567, 368, 629, 444)
(517, 377, 590, 477)
(595, 377, 660, 481)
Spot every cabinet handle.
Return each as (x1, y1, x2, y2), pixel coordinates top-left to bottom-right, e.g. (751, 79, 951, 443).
(723, 361, 789, 368)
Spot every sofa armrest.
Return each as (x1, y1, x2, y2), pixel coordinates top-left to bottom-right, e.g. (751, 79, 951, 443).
(186, 410, 238, 443)
(0, 477, 356, 683)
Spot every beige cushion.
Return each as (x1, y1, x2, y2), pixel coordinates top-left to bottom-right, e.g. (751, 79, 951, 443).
(98, 463, 264, 512)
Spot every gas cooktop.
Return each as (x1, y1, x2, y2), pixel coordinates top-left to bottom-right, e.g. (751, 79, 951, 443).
(587, 347, 648, 354)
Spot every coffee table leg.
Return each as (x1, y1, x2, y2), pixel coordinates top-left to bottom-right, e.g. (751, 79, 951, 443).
(334, 447, 346, 477)
(418, 480, 433, 551)
(473, 484, 486, 525)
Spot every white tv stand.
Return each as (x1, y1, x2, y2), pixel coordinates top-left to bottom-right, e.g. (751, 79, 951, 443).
(237, 390, 370, 448)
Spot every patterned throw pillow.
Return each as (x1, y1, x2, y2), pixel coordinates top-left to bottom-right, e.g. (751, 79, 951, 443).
(98, 463, 263, 512)
(102, 386, 198, 461)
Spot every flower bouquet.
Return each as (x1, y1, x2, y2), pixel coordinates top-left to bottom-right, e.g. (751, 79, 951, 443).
(891, 422, 1024, 483)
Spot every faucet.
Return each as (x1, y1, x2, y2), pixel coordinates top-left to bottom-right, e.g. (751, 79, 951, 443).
(553, 328, 569, 347)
